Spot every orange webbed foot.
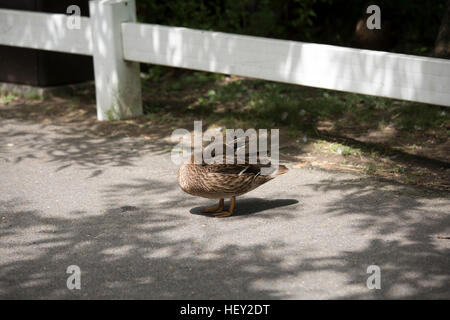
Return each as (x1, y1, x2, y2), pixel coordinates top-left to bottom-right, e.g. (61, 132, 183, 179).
(203, 198, 224, 213)
(213, 196, 235, 218)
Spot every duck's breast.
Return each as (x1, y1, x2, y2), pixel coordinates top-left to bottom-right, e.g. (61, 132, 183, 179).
(178, 164, 217, 198)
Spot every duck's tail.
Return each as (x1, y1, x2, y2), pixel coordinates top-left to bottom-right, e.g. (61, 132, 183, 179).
(272, 164, 289, 177)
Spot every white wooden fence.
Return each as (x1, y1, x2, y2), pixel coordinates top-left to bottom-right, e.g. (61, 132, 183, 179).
(0, 0, 449, 121)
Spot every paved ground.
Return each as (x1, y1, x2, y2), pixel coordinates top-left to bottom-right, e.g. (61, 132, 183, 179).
(0, 118, 449, 299)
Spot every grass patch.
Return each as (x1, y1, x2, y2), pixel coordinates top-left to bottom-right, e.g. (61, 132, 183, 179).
(314, 140, 363, 157)
(146, 68, 449, 144)
(1, 93, 17, 105)
(394, 103, 449, 131)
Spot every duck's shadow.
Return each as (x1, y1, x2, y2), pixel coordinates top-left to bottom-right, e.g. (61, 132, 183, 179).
(190, 198, 299, 217)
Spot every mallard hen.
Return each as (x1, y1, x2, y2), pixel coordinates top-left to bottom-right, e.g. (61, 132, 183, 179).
(177, 141, 288, 217)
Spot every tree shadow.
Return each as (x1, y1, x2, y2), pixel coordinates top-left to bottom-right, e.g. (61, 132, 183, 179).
(0, 109, 177, 173)
(1, 111, 449, 299)
(302, 177, 450, 299)
(0, 174, 448, 299)
(0, 196, 298, 299)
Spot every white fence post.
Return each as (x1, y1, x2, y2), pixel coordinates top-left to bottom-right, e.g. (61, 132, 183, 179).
(89, 0, 142, 121)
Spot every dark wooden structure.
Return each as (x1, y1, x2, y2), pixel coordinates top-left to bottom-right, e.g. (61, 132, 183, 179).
(0, 0, 93, 86)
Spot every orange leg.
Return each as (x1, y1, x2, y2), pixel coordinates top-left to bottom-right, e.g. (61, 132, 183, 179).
(213, 196, 235, 218)
(203, 198, 224, 213)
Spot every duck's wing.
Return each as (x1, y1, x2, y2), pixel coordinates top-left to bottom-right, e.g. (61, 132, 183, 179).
(205, 135, 272, 165)
(204, 163, 267, 175)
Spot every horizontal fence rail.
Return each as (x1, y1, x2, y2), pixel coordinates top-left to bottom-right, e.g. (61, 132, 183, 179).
(0, 0, 449, 121)
(0, 9, 92, 56)
(122, 22, 450, 107)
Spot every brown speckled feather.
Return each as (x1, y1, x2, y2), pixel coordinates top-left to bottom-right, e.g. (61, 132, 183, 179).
(178, 160, 287, 199)
(178, 137, 288, 199)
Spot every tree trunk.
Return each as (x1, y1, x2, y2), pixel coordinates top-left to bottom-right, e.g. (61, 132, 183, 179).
(434, 0, 450, 58)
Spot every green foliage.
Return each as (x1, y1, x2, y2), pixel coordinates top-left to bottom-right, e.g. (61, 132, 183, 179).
(1, 93, 17, 105)
(142, 66, 450, 139)
(137, 0, 333, 40)
(394, 104, 449, 131)
(315, 140, 362, 156)
(136, 0, 447, 53)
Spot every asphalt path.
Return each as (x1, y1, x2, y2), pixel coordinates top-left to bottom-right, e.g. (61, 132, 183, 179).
(0, 118, 449, 299)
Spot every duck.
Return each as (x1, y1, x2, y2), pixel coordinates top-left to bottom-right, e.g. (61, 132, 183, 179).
(177, 139, 288, 217)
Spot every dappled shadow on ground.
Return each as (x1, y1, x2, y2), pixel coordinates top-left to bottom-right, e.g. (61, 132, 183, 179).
(0, 100, 448, 298)
(303, 178, 450, 299)
(0, 109, 176, 172)
(0, 187, 299, 299)
(1, 87, 449, 190)
(0, 175, 448, 299)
